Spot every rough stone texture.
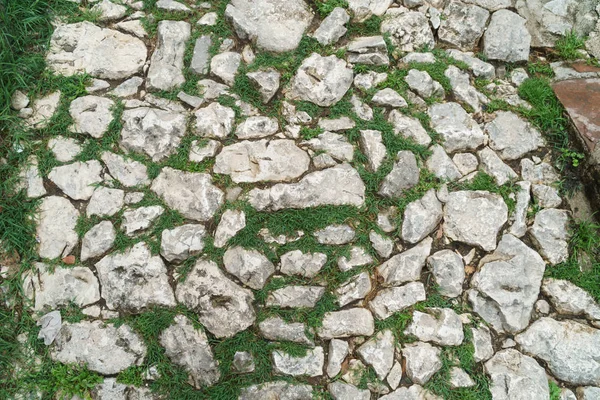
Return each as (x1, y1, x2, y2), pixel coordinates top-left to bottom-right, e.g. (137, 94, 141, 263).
(223, 246, 275, 290)
(101, 152, 150, 187)
(248, 163, 365, 211)
(280, 250, 327, 278)
(233, 351, 255, 373)
(381, 9, 435, 52)
(266, 285, 325, 308)
(379, 150, 420, 198)
(439, 1, 490, 50)
(17, 156, 46, 198)
(95, 243, 176, 312)
(51, 321, 146, 375)
(428, 102, 487, 153)
(36, 196, 79, 260)
(447, 49, 496, 79)
(542, 278, 600, 320)
(210, 51, 241, 85)
(472, 326, 494, 362)
(370, 231, 394, 258)
(405, 69, 445, 99)
(337, 246, 373, 271)
(176, 259, 256, 338)
(314, 224, 356, 245)
(348, 0, 393, 21)
(147, 21, 190, 90)
(214, 209, 246, 248)
(336, 271, 372, 307)
(47, 22, 147, 80)
(273, 347, 324, 377)
(122, 205, 164, 236)
(483, 10, 531, 62)
(485, 111, 545, 160)
(329, 382, 370, 400)
(160, 224, 206, 263)
(259, 317, 313, 345)
(444, 191, 508, 251)
(510, 181, 531, 238)
(302, 131, 354, 162)
(26, 91, 61, 128)
(225, 0, 314, 53)
(327, 339, 349, 378)
(81, 221, 116, 262)
(236, 116, 279, 139)
(239, 382, 313, 400)
(194, 102, 235, 139)
(427, 250, 464, 298)
(401, 189, 443, 244)
(92, 0, 127, 21)
(151, 167, 224, 221)
(369, 282, 427, 319)
(287, 54, 353, 106)
(347, 35, 389, 65)
(357, 330, 395, 380)
(86, 187, 124, 218)
(529, 208, 570, 265)
(478, 147, 518, 186)
(485, 349, 549, 400)
(120, 107, 187, 162)
(190, 35, 212, 75)
(426, 144, 463, 182)
(247, 68, 281, 103)
(372, 88, 407, 108)
(532, 184, 562, 208)
(69, 95, 114, 138)
(215, 139, 310, 183)
(317, 308, 375, 339)
(160, 315, 220, 388)
(378, 238, 432, 286)
(403, 342, 442, 385)
(450, 367, 475, 388)
(48, 160, 103, 201)
(314, 7, 349, 45)
(189, 139, 221, 163)
(405, 308, 464, 346)
(469, 234, 546, 333)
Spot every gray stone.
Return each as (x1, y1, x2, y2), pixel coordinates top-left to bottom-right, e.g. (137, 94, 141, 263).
(337, 247, 373, 271)
(329, 382, 370, 400)
(469, 234, 546, 333)
(428, 102, 486, 153)
(115, 19, 147, 39)
(401, 189, 443, 244)
(379, 385, 442, 400)
(95, 243, 175, 311)
(354, 71, 387, 91)
(47, 22, 147, 80)
(287, 54, 353, 106)
(529, 208, 570, 265)
(233, 351, 255, 373)
(48, 160, 103, 201)
(259, 317, 313, 345)
(350, 94, 373, 121)
(485, 111, 544, 160)
(509, 181, 532, 238)
(462, 0, 510, 11)
(51, 321, 146, 374)
(101, 152, 149, 187)
(405, 69, 445, 99)
(578, 387, 600, 400)
(273, 347, 324, 377)
(151, 167, 224, 221)
(386, 362, 403, 390)
(189, 139, 220, 162)
(521, 159, 560, 185)
(380, 9, 435, 52)
(472, 326, 494, 362)
(302, 131, 354, 162)
(27, 91, 61, 128)
(81, 221, 116, 262)
(239, 382, 313, 400)
(17, 156, 46, 198)
(347, 35, 389, 65)
(532, 184, 562, 208)
(280, 250, 327, 278)
(176, 259, 256, 338)
(194, 102, 235, 139)
(357, 329, 395, 380)
(348, 0, 393, 21)
(214, 209, 246, 248)
(122, 206, 164, 236)
(402, 52, 436, 63)
(478, 147, 518, 186)
(215, 139, 310, 183)
(235, 116, 279, 139)
(197, 79, 229, 100)
(327, 339, 349, 377)
(120, 107, 187, 161)
(542, 278, 600, 320)
(405, 308, 464, 346)
(225, 0, 313, 52)
(266, 285, 325, 308)
(156, 0, 190, 12)
(427, 250, 464, 298)
(439, 1, 490, 50)
(69, 95, 114, 138)
(452, 153, 479, 176)
(91, 0, 127, 21)
(483, 10, 531, 62)
(370, 231, 394, 258)
(112, 77, 144, 98)
(446, 49, 496, 79)
(372, 88, 408, 108)
(314, 7, 349, 45)
(160, 315, 220, 388)
(450, 367, 475, 388)
(444, 191, 508, 251)
(48, 136, 82, 162)
(388, 110, 431, 146)
(190, 35, 212, 75)
(248, 163, 365, 211)
(11, 90, 29, 110)
(379, 150, 420, 197)
(317, 308, 375, 339)
(369, 282, 427, 319)
(378, 238, 432, 286)
(36, 196, 79, 259)
(315, 224, 356, 245)
(223, 246, 275, 289)
(247, 69, 280, 103)
(336, 271, 372, 306)
(403, 342, 442, 385)
(445, 65, 488, 112)
(210, 52, 241, 86)
(160, 224, 206, 263)
(147, 21, 190, 91)
(87, 187, 124, 218)
(485, 349, 549, 399)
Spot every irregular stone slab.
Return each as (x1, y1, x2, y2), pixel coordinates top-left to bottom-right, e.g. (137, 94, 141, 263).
(81, 221, 116, 262)
(233, 351, 255, 373)
(529, 208, 570, 265)
(194, 102, 235, 139)
(47, 22, 147, 80)
(379, 150, 420, 197)
(160, 224, 206, 263)
(314, 7, 349, 45)
(509, 181, 531, 238)
(157, 0, 190, 12)
(380, 385, 441, 400)
(405, 308, 464, 346)
(521, 159, 560, 185)
(450, 367, 475, 388)
(69, 95, 114, 138)
(453, 153, 478, 176)
(359, 129, 386, 171)
(446, 49, 495, 79)
(189, 139, 221, 162)
(120, 107, 187, 162)
(348, 0, 393, 21)
(469, 234, 545, 333)
(11, 90, 29, 111)
(248, 163, 365, 211)
(439, 1, 489, 50)
(532, 184, 561, 208)
(302, 131, 354, 162)
(115, 19, 147, 39)
(211, 51, 241, 86)
(215, 139, 310, 183)
(462, 0, 510, 11)
(327, 339, 349, 377)
(485, 349, 549, 399)
(112, 77, 143, 97)
(176, 259, 255, 338)
(223, 246, 275, 290)
(337, 246, 373, 271)
(51, 321, 146, 375)
(329, 382, 370, 400)
(578, 387, 600, 399)
(403, 342, 442, 385)
(101, 152, 150, 187)
(36, 196, 79, 259)
(259, 317, 313, 345)
(266, 285, 325, 308)
(121, 205, 164, 236)
(485, 111, 544, 160)
(314, 224, 355, 245)
(357, 329, 395, 380)
(445, 65, 488, 112)
(405, 69, 445, 99)
(48, 160, 103, 201)
(336, 271, 372, 307)
(317, 308, 375, 339)
(236, 116, 279, 139)
(91, 0, 127, 21)
(388, 111, 431, 146)
(239, 382, 313, 400)
(86, 187, 124, 218)
(160, 315, 219, 388)
(381, 9, 435, 52)
(151, 167, 224, 221)
(273, 347, 324, 377)
(378, 238, 432, 286)
(372, 88, 407, 108)
(427, 250, 464, 298)
(370, 231, 394, 258)
(347, 35, 389, 65)
(214, 209, 246, 248)
(225, 0, 313, 52)
(472, 326, 494, 362)
(483, 9, 531, 62)
(478, 147, 518, 186)
(351, 93, 373, 121)
(428, 102, 486, 153)
(147, 21, 190, 91)
(542, 278, 600, 320)
(444, 191, 508, 251)
(280, 250, 327, 278)
(247, 68, 280, 103)
(28, 263, 100, 311)
(401, 189, 443, 244)
(190, 35, 211, 75)
(95, 243, 176, 312)
(369, 282, 426, 319)
(287, 53, 353, 106)
(37, 310, 61, 346)
(17, 156, 46, 198)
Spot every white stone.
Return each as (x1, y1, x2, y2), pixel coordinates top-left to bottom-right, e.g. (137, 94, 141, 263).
(485, 349, 549, 399)
(403, 342, 442, 385)
(360, 129, 387, 171)
(327, 339, 349, 377)
(27, 91, 61, 128)
(273, 347, 324, 377)
(48, 136, 82, 162)
(302, 131, 354, 162)
(405, 69, 445, 99)
(280, 250, 327, 278)
(529, 208, 570, 265)
(428, 102, 487, 153)
(210, 52, 241, 86)
(101, 152, 150, 187)
(401, 189, 443, 244)
(17, 156, 46, 198)
(405, 308, 464, 346)
(485, 111, 545, 160)
(91, 0, 127, 21)
(214, 209, 246, 248)
(147, 21, 191, 91)
(259, 317, 313, 345)
(223, 246, 275, 290)
(81, 221, 116, 262)
(427, 250, 464, 298)
(266, 285, 325, 308)
(377, 238, 432, 286)
(478, 147, 518, 186)
(483, 10, 531, 62)
(380, 8, 435, 52)
(247, 69, 281, 103)
(160, 224, 206, 263)
(336, 271, 372, 307)
(438, 1, 490, 50)
(357, 329, 395, 380)
(317, 308, 375, 339)
(121, 206, 164, 236)
(36, 196, 79, 259)
(337, 247, 373, 272)
(87, 187, 124, 217)
(542, 278, 600, 320)
(369, 282, 426, 319)
(313, 7, 349, 45)
(235, 116, 279, 139)
(379, 150, 420, 197)
(69, 95, 114, 138)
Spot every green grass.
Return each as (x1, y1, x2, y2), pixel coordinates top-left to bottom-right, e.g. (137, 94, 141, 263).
(554, 30, 586, 60)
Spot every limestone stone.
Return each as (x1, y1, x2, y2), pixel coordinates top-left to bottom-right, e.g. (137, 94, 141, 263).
(189, 139, 220, 163)
(347, 35, 389, 65)
(427, 250, 464, 298)
(302, 131, 354, 162)
(388, 111, 431, 146)
(194, 102, 235, 139)
(115, 19, 147, 38)
(377, 238, 432, 286)
(521, 159, 560, 185)
(485, 349, 549, 399)
(239, 382, 313, 400)
(485, 111, 544, 160)
(381, 9, 435, 52)
(101, 152, 150, 187)
(259, 317, 313, 345)
(438, 1, 490, 50)
(450, 367, 475, 388)
(176, 259, 256, 338)
(532, 184, 562, 208)
(247, 68, 281, 103)
(37, 310, 61, 346)
(335, 271, 372, 307)
(10, 90, 29, 110)
(190, 35, 211, 75)
(214, 209, 246, 248)
(81, 221, 116, 262)
(357, 329, 395, 380)
(405, 308, 464, 346)
(233, 351, 255, 373)
(401, 189, 443, 244)
(112, 77, 144, 97)
(428, 102, 486, 153)
(403, 342, 442, 385)
(446, 49, 496, 79)
(317, 308, 375, 339)
(314, 7, 350, 45)
(87, 187, 124, 218)
(121, 206, 164, 236)
(327, 339, 349, 377)
(369, 282, 427, 319)
(337, 247, 373, 271)
(223, 246, 275, 290)
(69, 95, 114, 138)
(147, 21, 190, 91)
(372, 88, 408, 108)
(151, 167, 224, 221)
(578, 387, 600, 400)
(483, 10, 531, 62)
(17, 156, 46, 198)
(350, 94, 373, 120)
(509, 181, 532, 237)
(405, 69, 445, 99)
(91, 0, 127, 21)
(27, 91, 61, 128)
(379, 150, 420, 197)
(348, 0, 393, 21)
(472, 326, 494, 362)
(273, 347, 324, 377)
(529, 208, 570, 265)
(235, 116, 279, 139)
(445, 65, 488, 112)
(354, 71, 387, 91)
(49, 161, 103, 201)
(478, 147, 518, 186)
(542, 278, 600, 320)
(280, 250, 327, 278)
(160, 224, 206, 263)
(370, 231, 394, 258)
(266, 285, 325, 308)
(157, 0, 190, 12)
(210, 51, 241, 86)
(329, 382, 370, 400)
(36, 196, 79, 259)
(197, 79, 229, 100)
(48, 136, 82, 162)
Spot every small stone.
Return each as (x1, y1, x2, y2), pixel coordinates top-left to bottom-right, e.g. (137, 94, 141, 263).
(302, 131, 354, 162)
(529, 208, 570, 265)
(450, 367, 475, 388)
(428, 102, 486, 153)
(17, 156, 46, 198)
(427, 250, 464, 298)
(485, 111, 544, 160)
(247, 69, 280, 103)
(577, 387, 600, 400)
(233, 351, 255, 373)
(445, 65, 488, 112)
(335, 271, 372, 307)
(521, 159, 560, 185)
(405, 308, 464, 346)
(402, 52, 436, 63)
(210, 52, 241, 86)
(280, 250, 327, 278)
(239, 382, 313, 400)
(377, 238, 432, 286)
(48, 161, 103, 201)
(315, 224, 356, 245)
(11, 90, 29, 110)
(101, 152, 149, 187)
(452, 153, 478, 176)
(327, 339, 349, 377)
(37, 311, 61, 346)
(122, 206, 164, 236)
(313, 7, 349, 45)
(86, 78, 110, 93)
(369, 282, 427, 319)
(542, 278, 600, 321)
(401, 189, 443, 244)
(483, 10, 531, 62)
(388, 110, 432, 146)
(214, 209, 246, 248)
(348, 0, 393, 21)
(115, 19, 147, 38)
(347, 35, 389, 65)
(317, 308, 375, 339)
(337, 246, 373, 272)
(27, 91, 61, 128)
(189, 139, 221, 163)
(354, 71, 387, 91)
(370, 231, 394, 258)
(535, 299, 551, 315)
(81, 221, 116, 262)
(403, 342, 442, 385)
(194, 102, 235, 139)
(48, 136, 82, 162)
(272, 347, 324, 377)
(405, 69, 445, 99)
(478, 147, 518, 186)
(351, 94, 373, 120)
(91, 0, 127, 21)
(358, 128, 387, 170)
(509, 181, 531, 238)
(69, 95, 114, 138)
(438, 1, 490, 50)
(112, 77, 144, 97)
(198, 11, 217, 25)
(379, 150, 420, 197)
(329, 382, 370, 400)
(485, 349, 549, 399)
(235, 116, 279, 139)
(357, 329, 395, 380)
(223, 246, 274, 290)
(190, 35, 212, 76)
(87, 187, 124, 217)
(381, 9, 435, 52)
(259, 316, 313, 345)
(266, 285, 325, 308)
(532, 184, 562, 208)
(446, 49, 495, 79)
(36, 196, 79, 259)
(472, 326, 494, 362)
(177, 91, 203, 108)
(160, 224, 206, 263)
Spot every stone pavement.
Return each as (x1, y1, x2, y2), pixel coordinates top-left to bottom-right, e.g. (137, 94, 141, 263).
(6, 0, 600, 399)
